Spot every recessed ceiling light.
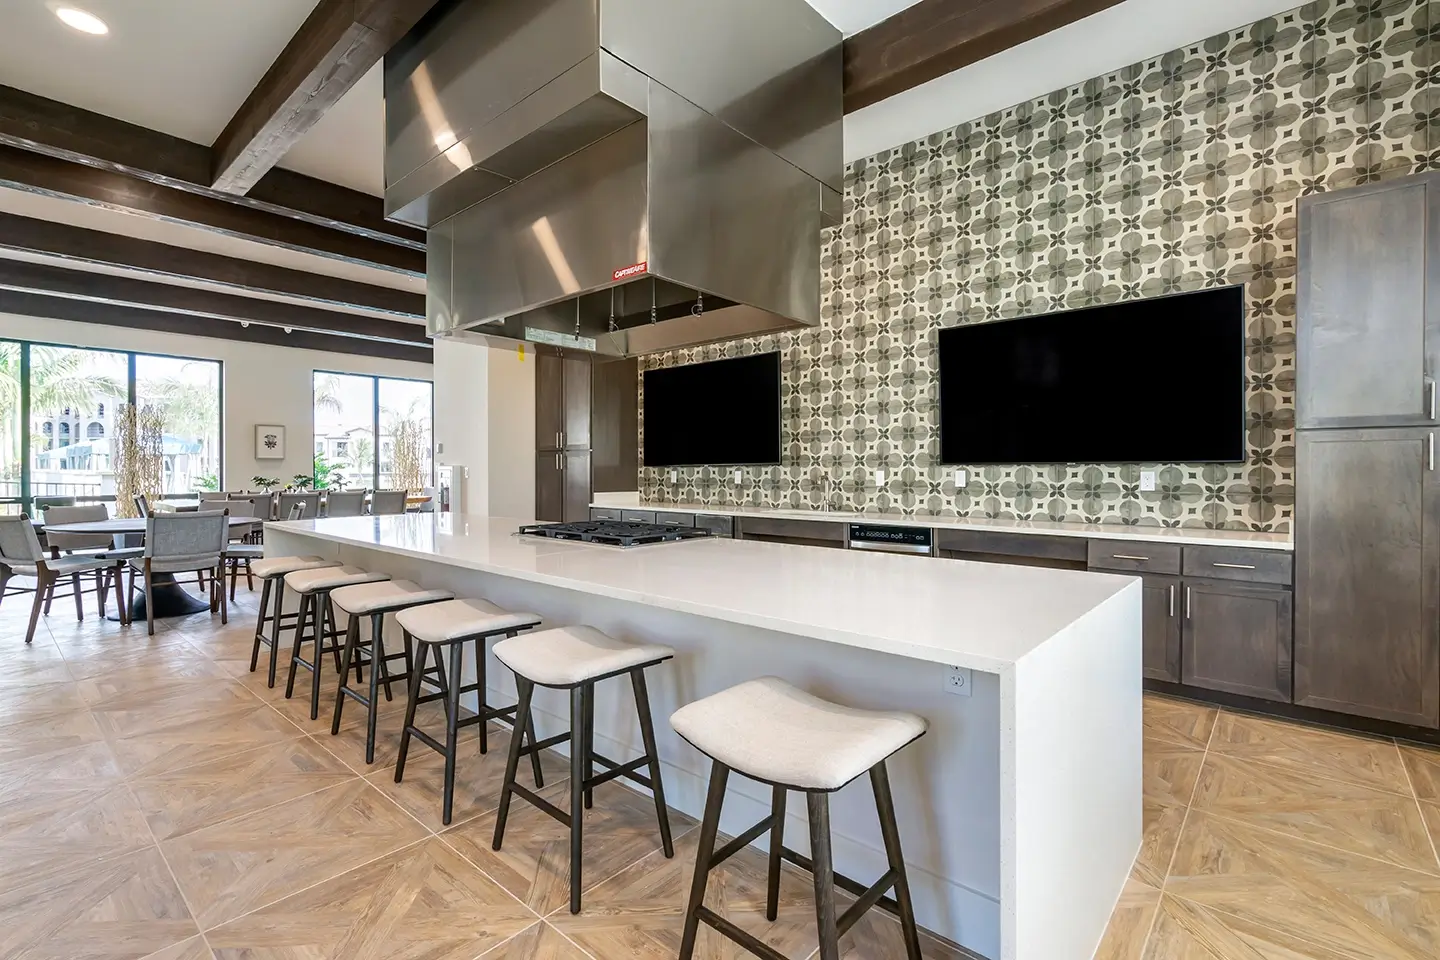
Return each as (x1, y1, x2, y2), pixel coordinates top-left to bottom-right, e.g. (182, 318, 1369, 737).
(54, 6, 109, 35)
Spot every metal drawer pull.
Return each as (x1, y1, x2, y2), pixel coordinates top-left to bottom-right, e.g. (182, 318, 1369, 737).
(556, 431, 562, 448)
(1185, 586, 1192, 619)
(1111, 554, 1149, 562)
(1431, 432, 1436, 472)
(1169, 583, 1175, 617)
(1212, 562, 1256, 570)
(1429, 377, 1437, 421)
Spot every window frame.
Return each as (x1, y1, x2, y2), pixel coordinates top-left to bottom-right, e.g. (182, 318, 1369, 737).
(313, 369, 434, 492)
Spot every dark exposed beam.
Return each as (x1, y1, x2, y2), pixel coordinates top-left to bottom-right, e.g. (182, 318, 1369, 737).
(0, 288, 432, 364)
(0, 145, 424, 275)
(0, 258, 429, 346)
(842, 0, 1124, 113)
(211, 0, 441, 194)
(0, 83, 424, 249)
(0, 212, 423, 319)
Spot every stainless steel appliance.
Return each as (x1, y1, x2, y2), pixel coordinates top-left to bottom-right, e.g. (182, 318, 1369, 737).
(847, 524, 934, 556)
(518, 520, 715, 547)
(385, 0, 842, 357)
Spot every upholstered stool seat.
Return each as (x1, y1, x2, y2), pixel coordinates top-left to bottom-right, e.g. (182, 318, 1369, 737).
(491, 625, 676, 913)
(390, 598, 545, 825)
(670, 677, 926, 792)
(671, 678, 928, 960)
(492, 626, 675, 688)
(328, 580, 454, 764)
(284, 566, 391, 720)
(248, 556, 339, 688)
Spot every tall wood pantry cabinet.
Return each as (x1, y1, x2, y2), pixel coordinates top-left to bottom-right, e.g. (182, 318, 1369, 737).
(535, 352, 637, 522)
(1295, 172, 1440, 729)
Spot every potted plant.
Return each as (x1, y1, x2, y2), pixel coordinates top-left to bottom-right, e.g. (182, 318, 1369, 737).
(289, 474, 314, 492)
(251, 476, 281, 493)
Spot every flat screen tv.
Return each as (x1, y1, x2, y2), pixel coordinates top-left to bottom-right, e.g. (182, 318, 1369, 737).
(643, 352, 782, 467)
(938, 286, 1245, 464)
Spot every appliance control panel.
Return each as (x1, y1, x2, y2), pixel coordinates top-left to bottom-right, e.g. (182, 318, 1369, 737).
(847, 524, 933, 554)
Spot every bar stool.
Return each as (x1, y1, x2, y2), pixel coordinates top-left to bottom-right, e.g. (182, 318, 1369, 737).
(329, 579, 455, 763)
(392, 598, 546, 825)
(491, 625, 676, 913)
(669, 677, 928, 960)
(247, 556, 339, 686)
(283, 565, 390, 719)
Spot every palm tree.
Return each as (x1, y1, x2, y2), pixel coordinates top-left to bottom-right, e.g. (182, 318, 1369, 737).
(0, 345, 125, 485)
(314, 374, 343, 416)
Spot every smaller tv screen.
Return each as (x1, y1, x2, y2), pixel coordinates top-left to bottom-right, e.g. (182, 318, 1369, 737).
(643, 353, 782, 467)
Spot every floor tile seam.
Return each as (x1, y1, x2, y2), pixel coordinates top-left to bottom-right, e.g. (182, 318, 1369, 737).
(537, 819, 703, 922)
(539, 920, 604, 960)
(136, 772, 366, 844)
(119, 779, 208, 949)
(1199, 747, 1418, 799)
(355, 763, 443, 837)
(431, 827, 560, 919)
(1156, 887, 1407, 960)
(91, 711, 311, 780)
(1395, 737, 1440, 873)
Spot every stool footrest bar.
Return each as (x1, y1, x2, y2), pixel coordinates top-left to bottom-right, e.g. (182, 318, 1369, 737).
(507, 782, 571, 827)
(708, 814, 776, 871)
(583, 756, 651, 792)
(836, 868, 898, 937)
(696, 907, 789, 960)
(779, 846, 902, 920)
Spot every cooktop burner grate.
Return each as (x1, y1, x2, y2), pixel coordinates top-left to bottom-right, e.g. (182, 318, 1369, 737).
(517, 520, 714, 547)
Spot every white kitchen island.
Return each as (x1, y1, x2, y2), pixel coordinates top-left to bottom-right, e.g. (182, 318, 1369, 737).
(264, 514, 1142, 960)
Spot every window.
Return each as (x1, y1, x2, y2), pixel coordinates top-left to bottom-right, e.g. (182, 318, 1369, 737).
(0, 339, 223, 513)
(314, 372, 432, 492)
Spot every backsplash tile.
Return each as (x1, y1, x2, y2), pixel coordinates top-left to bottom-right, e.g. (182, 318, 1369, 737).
(638, 0, 1434, 531)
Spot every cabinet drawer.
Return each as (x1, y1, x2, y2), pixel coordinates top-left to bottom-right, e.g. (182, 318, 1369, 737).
(1086, 541, 1182, 575)
(590, 508, 621, 521)
(694, 514, 734, 538)
(737, 516, 845, 544)
(654, 511, 696, 527)
(935, 528, 1088, 563)
(1184, 546, 1293, 586)
(621, 510, 656, 523)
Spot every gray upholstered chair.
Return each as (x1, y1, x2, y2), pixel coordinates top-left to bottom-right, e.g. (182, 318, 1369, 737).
(221, 499, 263, 600)
(369, 490, 407, 515)
(43, 504, 142, 561)
(0, 514, 127, 642)
(323, 490, 367, 517)
(33, 495, 76, 512)
(278, 492, 320, 521)
(128, 510, 229, 635)
(134, 494, 151, 518)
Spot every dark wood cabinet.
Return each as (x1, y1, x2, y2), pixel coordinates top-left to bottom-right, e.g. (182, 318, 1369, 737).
(1295, 427, 1440, 727)
(536, 353, 566, 452)
(536, 451, 564, 523)
(1182, 580, 1293, 703)
(563, 358, 591, 450)
(563, 450, 592, 522)
(536, 353, 638, 520)
(1141, 575, 1182, 683)
(736, 516, 845, 548)
(1297, 175, 1440, 430)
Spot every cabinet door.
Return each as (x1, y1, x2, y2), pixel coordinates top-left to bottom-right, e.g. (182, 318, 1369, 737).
(1183, 580, 1293, 702)
(1296, 428, 1440, 726)
(563, 358, 591, 449)
(535, 451, 564, 522)
(536, 354, 565, 451)
(1142, 575, 1182, 683)
(562, 449, 592, 523)
(1297, 176, 1438, 428)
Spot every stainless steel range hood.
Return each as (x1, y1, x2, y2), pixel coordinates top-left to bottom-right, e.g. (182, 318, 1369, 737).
(384, 0, 841, 356)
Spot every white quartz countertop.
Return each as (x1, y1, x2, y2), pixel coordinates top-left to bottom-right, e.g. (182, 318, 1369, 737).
(271, 514, 1140, 674)
(590, 493, 1294, 551)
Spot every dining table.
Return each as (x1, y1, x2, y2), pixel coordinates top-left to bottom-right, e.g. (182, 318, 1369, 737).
(40, 515, 255, 621)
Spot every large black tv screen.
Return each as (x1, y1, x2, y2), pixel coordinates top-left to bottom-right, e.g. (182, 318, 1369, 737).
(643, 352, 782, 467)
(938, 287, 1246, 465)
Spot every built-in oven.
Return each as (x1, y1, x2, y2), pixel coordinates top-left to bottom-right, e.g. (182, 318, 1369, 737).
(846, 523, 934, 555)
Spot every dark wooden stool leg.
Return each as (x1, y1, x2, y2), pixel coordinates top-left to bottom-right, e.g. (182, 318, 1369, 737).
(249, 577, 272, 674)
(476, 636, 489, 754)
(375, 613, 395, 701)
(309, 592, 332, 720)
(872, 762, 923, 960)
(266, 579, 286, 687)
(284, 592, 311, 699)
(767, 784, 787, 921)
(365, 619, 384, 762)
(679, 759, 730, 960)
(631, 668, 674, 858)
(582, 682, 595, 810)
(442, 640, 464, 825)
(568, 683, 586, 914)
(492, 677, 536, 850)
(394, 642, 430, 783)
(807, 792, 840, 960)
(331, 614, 360, 735)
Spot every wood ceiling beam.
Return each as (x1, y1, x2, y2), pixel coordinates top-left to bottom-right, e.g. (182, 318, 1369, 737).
(0, 83, 424, 250)
(0, 145, 424, 275)
(0, 258, 430, 347)
(0, 288, 432, 364)
(210, 0, 442, 194)
(0, 212, 423, 320)
(842, 0, 1124, 114)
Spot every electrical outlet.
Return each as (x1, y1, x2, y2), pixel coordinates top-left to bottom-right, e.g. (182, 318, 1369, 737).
(669, 469, 679, 484)
(874, 469, 886, 485)
(953, 469, 967, 487)
(946, 665, 973, 697)
(1139, 470, 1157, 492)
(733, 468, 742, 483)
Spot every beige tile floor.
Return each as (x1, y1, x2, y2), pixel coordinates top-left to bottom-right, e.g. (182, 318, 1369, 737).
(4, 585, 1440, 959)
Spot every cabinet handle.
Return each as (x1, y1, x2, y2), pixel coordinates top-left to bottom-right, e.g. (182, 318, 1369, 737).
(1169, 583, 1175, 617)
(1431, 433, 1436, 472)
(1212, 562, 1256, 570)
(1185, 586, 1192, 619)
(556, 453, 562, 471)
(1112, 554, 1149, 562)
(1429, 377, 1437, 421)
(560, 431, 565, 448)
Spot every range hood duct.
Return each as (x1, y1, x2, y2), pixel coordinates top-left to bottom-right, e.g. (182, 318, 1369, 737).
(384, 0, 842, 356)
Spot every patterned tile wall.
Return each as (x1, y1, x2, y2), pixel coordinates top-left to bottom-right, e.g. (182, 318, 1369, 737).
(639, 0, 1435, 530)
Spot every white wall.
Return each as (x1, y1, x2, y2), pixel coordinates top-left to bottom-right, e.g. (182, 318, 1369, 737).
(0, 312, 433, 489)
(432, 336, 535, 519)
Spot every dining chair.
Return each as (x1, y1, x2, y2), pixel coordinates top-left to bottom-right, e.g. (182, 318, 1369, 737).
(197, 492, 229, 503)
(128, 510, 229, 635)
(0, 514, 127, 642)
(134, 494, 151, 518)
(42, 505, 143, 604)
(278, 492, 320, 522)
(33, 496, 76, 512)
(221, 500, 262, 599)
(324, 490, 367, 517)
(370, 490, 408, 515)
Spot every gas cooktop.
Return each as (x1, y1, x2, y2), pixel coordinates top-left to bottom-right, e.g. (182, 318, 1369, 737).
(517, 520, 714, 548)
